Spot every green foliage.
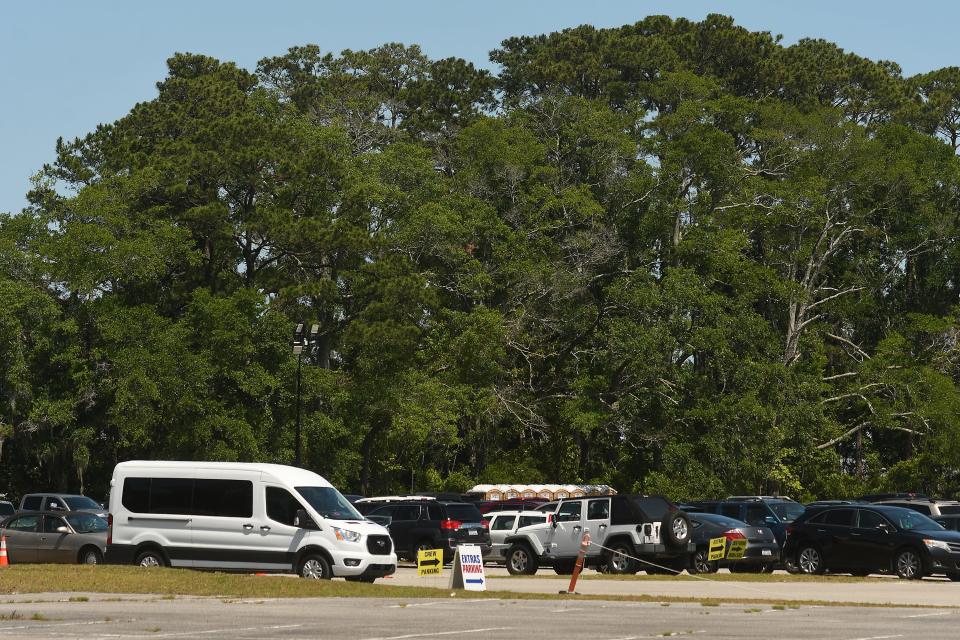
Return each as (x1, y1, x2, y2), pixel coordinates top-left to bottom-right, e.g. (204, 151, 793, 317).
(3, 16, 960, 502)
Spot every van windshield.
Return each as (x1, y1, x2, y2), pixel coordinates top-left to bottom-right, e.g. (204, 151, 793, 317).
(295, 487, 362, 520)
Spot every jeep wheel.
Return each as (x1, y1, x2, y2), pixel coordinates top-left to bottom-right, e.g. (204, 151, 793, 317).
(662, 512, 691, 548)
(605, 542, 637, 575)
(506, 544, 538, 575)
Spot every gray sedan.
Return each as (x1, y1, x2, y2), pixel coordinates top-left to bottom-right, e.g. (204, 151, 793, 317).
(0, 510, 108, 564)
(688, 512, 779, 574)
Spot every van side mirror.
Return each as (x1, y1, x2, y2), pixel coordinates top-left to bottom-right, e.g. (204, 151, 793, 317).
(878, 523, 892, 534)
(56, 526, 70, 534)
(294, 509, 319, 530)
(764, 516, 779, 525)
(367, 515, 392, 528)
(49, 502, 63, 511)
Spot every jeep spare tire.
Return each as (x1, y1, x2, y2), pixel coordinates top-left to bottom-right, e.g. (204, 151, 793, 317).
(662, 511, 691, 548)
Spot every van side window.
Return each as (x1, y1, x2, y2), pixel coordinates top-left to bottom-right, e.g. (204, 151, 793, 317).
(266, 487, 303, 526)
(194, 480, 253, 518)
(122, 478, 150, 513)
(149, 478, 194, 515)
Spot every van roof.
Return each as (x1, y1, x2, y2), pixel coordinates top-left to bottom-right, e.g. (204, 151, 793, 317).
(113, 461, 332, 487)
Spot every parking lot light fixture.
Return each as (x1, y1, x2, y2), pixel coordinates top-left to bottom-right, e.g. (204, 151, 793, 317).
(291, 321, 321, 467)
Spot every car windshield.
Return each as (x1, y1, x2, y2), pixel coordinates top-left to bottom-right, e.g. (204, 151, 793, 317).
(64, 496, 102, 510)
(888, 508, 945, 531)
(65, 513, 108, 533)
(445, 504, 484, 522)
(295, 487, 362, 520)
(696, 514, 746, 528)
(770, 502, 806, 522)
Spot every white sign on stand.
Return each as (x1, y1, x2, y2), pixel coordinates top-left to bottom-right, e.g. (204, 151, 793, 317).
(448, 544, 486, 591)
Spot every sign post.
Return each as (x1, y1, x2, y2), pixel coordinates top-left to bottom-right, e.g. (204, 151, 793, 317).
(449, 544, 486, 591)
(417, 548, 443, 577)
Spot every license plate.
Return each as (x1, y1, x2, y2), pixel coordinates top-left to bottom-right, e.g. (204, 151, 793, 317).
(762, 549, 772, 556)
(469, 530, 478, 536)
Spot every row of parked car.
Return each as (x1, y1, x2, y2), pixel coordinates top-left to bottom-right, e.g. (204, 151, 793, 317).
(4, 479, 960, 583)
(352, 492, 960, 581)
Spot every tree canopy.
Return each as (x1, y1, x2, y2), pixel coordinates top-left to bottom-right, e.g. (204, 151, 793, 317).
(3, 15, 960, 501)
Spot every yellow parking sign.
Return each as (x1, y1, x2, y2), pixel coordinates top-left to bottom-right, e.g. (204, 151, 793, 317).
(707, 537, 726, 561)
(417, 548, 443, 576)
(727, 539, 748, 560)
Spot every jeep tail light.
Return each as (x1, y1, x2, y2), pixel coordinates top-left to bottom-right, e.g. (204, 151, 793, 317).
(107, 513, 113, 546)
(722, 529, 746, 542)
(481, 518, 490, 529)
(441, 519, 462, 530)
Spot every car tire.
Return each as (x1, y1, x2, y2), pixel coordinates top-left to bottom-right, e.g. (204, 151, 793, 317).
(662, 512, 692, 549)
(689, 549, 718, 575)
(299, 553, 332, 580)
(947, 573, 960, 582)
(604, 542, 637, 575)
(797, 545, 825, 575)
(135, 548, 167, 568)
(79, 547, 102, 565)
(413, 540, 435, 562)
(761, 563, 775, 574)
(850, 569, 871, 577)
(506, 544, 538, 576)
(894, 549, 925, 580)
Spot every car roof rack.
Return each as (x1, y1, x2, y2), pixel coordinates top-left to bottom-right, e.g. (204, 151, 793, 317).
(725, 496, 795, 502)
(354, 495, 437, 503)
(856, 493, 929, 503)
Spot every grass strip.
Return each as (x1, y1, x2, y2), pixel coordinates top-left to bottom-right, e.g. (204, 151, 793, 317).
(506, 573, 879, 583)
(0, 566, 947, 609)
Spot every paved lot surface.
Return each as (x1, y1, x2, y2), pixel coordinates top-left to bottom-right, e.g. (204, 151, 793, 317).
(385, 565, 960, 607)
(0, 593, 957, 640)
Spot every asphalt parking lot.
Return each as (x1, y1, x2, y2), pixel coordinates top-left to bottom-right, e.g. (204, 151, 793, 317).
(0, 593, 957, 640)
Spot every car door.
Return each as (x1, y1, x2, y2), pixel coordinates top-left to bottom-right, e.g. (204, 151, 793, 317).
(850, 509, 897, 570)
(190, 476, 259, 570)
(816, 508, 857, 567)
(260, 485, 310, 570)
(37, 515, 75, 563)
(489, 513, 516, 548)
(550, 500, 585, 558)
(586, 498, 611, 551)
(2, 515, 41, 563)
(386, 505, 421, 556)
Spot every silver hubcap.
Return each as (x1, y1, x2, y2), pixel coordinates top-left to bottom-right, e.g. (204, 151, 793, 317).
(139, 555, 160, 568)
(673, 518, 688, 540)
(511, 550, 528, 573)
(897, 552, 920, 578)
(694, 551, 711, 573)
(84, 552, 98, 565)
(799, 548, 820, 573)
(611, 549, 631, 572)
(302, 558, 325, 579)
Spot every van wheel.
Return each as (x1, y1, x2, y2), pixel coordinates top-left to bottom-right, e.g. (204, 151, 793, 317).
(506, 544, 538, 575)
(79, 547, 102, 565)
(135, 549, 167, 568)
(299, 554, 332, 580)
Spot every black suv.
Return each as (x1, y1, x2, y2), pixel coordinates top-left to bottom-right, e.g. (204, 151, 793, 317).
(783, 504, 960, 580)
(359, 499, 491, 561)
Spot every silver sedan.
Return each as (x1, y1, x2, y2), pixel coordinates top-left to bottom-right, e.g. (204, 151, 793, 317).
(1, 510, 108, 564)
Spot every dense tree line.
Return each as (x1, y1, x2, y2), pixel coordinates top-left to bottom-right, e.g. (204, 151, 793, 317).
(3, 15, 960, 501)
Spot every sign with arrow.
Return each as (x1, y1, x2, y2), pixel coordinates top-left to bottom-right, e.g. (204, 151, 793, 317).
(417, 548, 443, 577)
(449, 544, 486, 591)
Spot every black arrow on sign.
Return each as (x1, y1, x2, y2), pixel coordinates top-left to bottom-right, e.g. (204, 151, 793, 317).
(420, 557, 440, 567)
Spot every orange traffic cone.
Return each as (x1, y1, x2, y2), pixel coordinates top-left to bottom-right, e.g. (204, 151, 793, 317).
(0, 535, 9, 567)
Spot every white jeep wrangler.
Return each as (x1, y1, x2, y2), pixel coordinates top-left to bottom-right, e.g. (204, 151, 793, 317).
(501, 495, 694, 575)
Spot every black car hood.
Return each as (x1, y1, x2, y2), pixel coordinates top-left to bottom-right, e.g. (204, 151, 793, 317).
(909, 528, 960, 542)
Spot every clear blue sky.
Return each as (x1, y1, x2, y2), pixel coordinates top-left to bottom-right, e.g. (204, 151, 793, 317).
(1, 1, 956, 214)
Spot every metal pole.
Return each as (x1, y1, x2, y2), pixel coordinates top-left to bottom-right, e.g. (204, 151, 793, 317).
(295, 351, 302, 467)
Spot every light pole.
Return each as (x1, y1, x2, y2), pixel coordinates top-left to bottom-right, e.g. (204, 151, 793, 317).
(291, 322, 319, 467)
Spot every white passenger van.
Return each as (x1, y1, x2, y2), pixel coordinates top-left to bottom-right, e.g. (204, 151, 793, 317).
(104, 461, 396, 581)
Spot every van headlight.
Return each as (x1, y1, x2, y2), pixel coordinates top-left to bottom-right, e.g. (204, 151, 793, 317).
(923, 538, 950, 552)
(333, 527, 361, 543)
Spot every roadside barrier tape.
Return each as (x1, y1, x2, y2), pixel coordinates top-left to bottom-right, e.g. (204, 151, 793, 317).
(586, 540, 789, 597)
